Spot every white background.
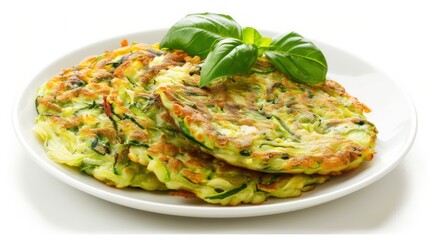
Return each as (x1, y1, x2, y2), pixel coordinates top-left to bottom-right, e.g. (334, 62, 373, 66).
(3, 0, 428, 235)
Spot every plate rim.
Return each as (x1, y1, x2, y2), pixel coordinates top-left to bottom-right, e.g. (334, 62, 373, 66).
(12, 29, 418, 218)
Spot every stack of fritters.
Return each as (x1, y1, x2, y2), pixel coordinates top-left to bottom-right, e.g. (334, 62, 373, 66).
(34, 42, 377, 205)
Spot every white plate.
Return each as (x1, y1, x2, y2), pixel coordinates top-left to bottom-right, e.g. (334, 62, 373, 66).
(13, 29, 417, 218)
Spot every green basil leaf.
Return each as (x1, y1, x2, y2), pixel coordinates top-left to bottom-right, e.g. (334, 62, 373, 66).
(242, 27, 271, 47)
(265, 32, 327, 84)
(242, 27, 272, 56)
(160, 13, 242, 58)
(199, 38, 258, 87)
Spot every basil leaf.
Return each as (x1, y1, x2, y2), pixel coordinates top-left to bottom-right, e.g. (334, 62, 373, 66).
(265, 32, 327, 84)
(242, 27, 271, 55)
(199, 38, 258, 87)
(160, 13, 242, 58)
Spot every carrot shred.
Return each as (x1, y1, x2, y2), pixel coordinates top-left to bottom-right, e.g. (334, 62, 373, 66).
(121, 39, 129, 47)
(169, 190, 197, 199)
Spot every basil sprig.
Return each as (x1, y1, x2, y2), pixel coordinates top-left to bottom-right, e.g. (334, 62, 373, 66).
(160, 13, 328, 87)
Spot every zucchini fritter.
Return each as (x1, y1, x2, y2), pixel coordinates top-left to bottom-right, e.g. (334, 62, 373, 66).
(34, 43, 167, 190)
(157, 58, 377, 175)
